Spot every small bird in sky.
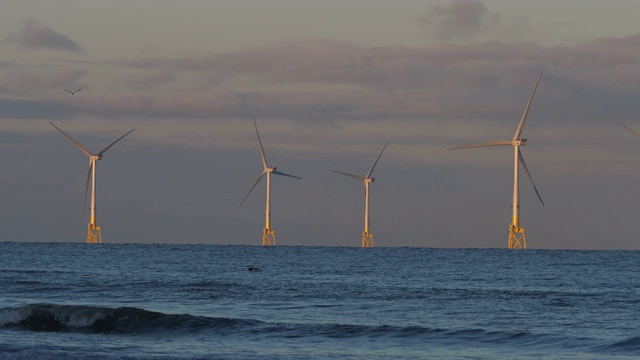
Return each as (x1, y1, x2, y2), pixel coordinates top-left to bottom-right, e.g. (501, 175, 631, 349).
(64, 88, 82, 95)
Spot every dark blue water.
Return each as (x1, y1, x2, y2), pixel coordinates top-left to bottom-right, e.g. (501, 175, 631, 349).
(1, 242, 639, 359)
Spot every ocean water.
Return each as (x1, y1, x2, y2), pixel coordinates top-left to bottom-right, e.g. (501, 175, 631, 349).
(0, 242, 639, 359)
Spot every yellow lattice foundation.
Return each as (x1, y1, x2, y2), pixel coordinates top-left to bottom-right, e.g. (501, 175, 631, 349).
(508, 225, 526, 249)
(263, 228, 275, 246)
(87, 223, 102, 244)
(362, 231, 373, 248)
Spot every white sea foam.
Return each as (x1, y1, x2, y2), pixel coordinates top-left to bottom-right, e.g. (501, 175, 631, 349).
(60, 307, 108, 328)
(0, 307, 26, 326)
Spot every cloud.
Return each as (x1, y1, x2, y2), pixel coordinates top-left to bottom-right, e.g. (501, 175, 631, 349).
(89, 34, 640, 125)
(0, 69, 86, 96)
(0, 61, 17, 68)
(4, 32, 640, 167)
(6, 19, 83, 53)
(419, 0, 534, 43)
(5, 29, 640, 250)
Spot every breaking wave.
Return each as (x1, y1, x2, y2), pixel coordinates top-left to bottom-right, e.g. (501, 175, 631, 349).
(2, 303, 638, 355)
(0, 304, 260, 334)
(0, 304, 580, 347)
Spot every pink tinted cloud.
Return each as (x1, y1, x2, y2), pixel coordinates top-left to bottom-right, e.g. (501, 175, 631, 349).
(0, 69, 86, 96)
(12, 33, 640, 122)
(75, 90, 249, 118)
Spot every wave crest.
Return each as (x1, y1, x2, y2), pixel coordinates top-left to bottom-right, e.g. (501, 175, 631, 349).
(0, 304, 259, 334)
(3, 303, 636, 355)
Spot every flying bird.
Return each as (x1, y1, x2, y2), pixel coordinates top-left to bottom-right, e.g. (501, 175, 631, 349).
(64, 88, 82, 95)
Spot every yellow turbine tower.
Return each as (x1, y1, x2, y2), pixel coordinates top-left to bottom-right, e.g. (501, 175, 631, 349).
(51, 123, 135, 243)
(448, 72, 545, 249)
(332, 143, 387, 248)
(236, 118, 302, 246)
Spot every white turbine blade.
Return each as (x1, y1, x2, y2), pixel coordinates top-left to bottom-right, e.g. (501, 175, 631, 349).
(97, 129, 135, 155)
(272, 170, 302, 180)
(619, 122, 640, 139)
(513, 71, 543, 140)
(518, 149, 544, 206)
(447, 140, 512, 150)
(50, 122, 92, 158)
(83, 161, 92, 218)
(366, 143, 388, 178)
(331, 170, 365, 181)
(235, 171, 267, 213)
(253, 117, 268, 169)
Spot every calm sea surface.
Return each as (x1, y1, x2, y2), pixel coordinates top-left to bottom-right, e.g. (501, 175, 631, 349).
(0, 242, 639, 359)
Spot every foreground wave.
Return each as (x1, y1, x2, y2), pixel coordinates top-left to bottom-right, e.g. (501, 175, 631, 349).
(2, 245, 639, 359)
(0, 304, 260, 334)
(1, 303, 638, 356)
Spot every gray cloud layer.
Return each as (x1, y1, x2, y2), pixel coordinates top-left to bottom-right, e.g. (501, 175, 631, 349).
(4, 10, 640, 248)
(4, 33, 629, 126)
(419, 0, 534, 43)
(6, 19, 83, 53)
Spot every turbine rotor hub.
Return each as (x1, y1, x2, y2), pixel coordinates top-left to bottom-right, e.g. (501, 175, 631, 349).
(512, 139, 527, 146)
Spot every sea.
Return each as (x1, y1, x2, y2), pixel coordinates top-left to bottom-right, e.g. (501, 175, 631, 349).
(0, 242, 639, 359)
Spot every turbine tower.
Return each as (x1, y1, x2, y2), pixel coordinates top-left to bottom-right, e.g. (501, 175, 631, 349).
(332, 143, 387, 248)
(236, 118, 301, 246)
(447, 72, 544, 249)
(51, 122, 135, 243)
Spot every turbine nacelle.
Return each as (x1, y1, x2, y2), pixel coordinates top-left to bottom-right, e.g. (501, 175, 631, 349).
(365, 178, 374, 183)
(513, 139, 527, 146)
(266, 167, 276, 173)
(91, 154, 103, 161)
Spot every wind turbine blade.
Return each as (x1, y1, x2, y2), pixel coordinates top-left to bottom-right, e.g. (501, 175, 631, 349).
(518, 149, 544, 206)
(619, 122, 640, 139)
(366, 143, 388, 178)
(253, 117, 268, 169)
(272, 170, 302, 180)
(331, 170, 365, 181)
(513, 71, 543, 140)
(447, 140, 512, 150)
(235, 171, 267, 213)
(97, 129, 135, 155)
(83, 161, 92, 218)
(50, 122, 92, 158)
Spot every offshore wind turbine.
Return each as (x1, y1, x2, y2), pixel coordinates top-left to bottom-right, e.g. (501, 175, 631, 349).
(332, 143, 387, 248)
(50, 122, 135, 243)
(236, 118, 302, 246)
(447, 72, 544, 249)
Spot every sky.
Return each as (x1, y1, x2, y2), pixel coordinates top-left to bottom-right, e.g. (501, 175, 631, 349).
(3, 0, 640, 249)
